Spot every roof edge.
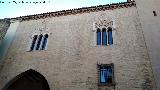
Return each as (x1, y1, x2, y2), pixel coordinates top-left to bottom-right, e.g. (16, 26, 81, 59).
(11, 1, 136, 21)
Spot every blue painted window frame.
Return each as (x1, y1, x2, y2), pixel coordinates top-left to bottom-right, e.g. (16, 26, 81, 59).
(97, 28, 101, 45)
(108, 27, 113, 45)
(30, 35, 38, 51)
(102, 28, 107, 45)
(29, 34, 49, 51)
(36, 34, 43, 50)
(41, 34, 48, 50)
(98, 64, 114, 85)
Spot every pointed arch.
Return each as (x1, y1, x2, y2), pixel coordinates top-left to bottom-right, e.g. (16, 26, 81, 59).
(3, 69, 50, 90)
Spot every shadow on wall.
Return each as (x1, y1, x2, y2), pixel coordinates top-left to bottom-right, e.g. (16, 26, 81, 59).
(0, 19, 11, 43)
(0, 19, 11, 71)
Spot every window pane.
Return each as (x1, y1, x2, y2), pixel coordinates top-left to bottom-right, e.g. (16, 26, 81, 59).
(30, 35, 38, 51)
(100, 68, 107, 83)
(41, 34, 48, 50)
(102, 28, 107, 45)
(108, 28, 113, 45)
(36, 34, 43, 50)
(97, 29, 101, 45)
(99, 65, 113, 84)
(107, 67, 112, 83)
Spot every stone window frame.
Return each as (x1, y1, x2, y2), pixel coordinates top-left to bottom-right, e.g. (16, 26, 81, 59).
(97, 63, 115, 87)
(27, 33, 49, 51)
(92, 20, 116, 46)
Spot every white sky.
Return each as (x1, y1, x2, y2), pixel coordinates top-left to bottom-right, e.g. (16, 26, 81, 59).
(0, 0, 126, 19)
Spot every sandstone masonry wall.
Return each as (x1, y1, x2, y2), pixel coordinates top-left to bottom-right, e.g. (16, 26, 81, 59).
(0, 7, 155, 90)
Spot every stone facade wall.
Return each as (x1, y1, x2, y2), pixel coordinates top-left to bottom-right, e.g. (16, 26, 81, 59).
(0, 7, 155, 90)
(0, 19, 10, 43)
(134, 0, 160, 89)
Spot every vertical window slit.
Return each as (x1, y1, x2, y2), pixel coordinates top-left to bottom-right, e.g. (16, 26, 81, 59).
(108, 27, 113, 45)
(30, 35, 38, 51)
(97, 28, 101, 45)
(102, 28, 107, 45)
(41, 34, 48, 50)
(36, 34, 43, 50)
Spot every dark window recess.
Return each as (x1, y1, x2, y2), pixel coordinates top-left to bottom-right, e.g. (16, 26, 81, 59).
(97, 28, 101, 45)
(41, 34, 49, 50)
(153, 11, 157, 16)
(108, 27, 113, 45)
(30, 35, 38, 51)
(36, 34, 43, 50)
(102, 28, 107, 45)
(98, 64, 113, 85)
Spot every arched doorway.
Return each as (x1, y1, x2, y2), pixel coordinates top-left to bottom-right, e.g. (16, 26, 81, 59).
(3, 69, 50, 90)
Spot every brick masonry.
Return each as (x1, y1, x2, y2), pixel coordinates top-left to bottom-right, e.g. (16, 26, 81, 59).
(0, 7, 156, 90)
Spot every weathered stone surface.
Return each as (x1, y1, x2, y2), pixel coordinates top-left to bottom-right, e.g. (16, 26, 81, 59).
(0, 7, 155, 90)
(0, 19, 10, 43)
(134, 0, 160, 89)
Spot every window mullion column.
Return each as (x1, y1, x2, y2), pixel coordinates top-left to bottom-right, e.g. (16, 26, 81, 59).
(44, 37, 48, 50)
(106, 29, 108, 46)
(101, 29, 102, 46)
(112, 29, 116, 45)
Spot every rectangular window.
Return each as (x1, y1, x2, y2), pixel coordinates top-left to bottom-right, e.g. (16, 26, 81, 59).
(98, 64, 114, 86)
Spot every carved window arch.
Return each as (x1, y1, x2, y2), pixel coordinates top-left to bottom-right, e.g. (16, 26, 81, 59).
(27, 20, 50, 51)
(93, 19, 115, 46)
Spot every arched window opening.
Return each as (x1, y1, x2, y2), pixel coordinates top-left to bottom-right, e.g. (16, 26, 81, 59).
(41, 34, 49, 50)
(30, 35, 38, 51)
(36, 34, 43, 50)
(3, 69, 50, 90)
(108, 27, 113, 45)
(102, 28, 107, 45)
(97, 28, 101, 45)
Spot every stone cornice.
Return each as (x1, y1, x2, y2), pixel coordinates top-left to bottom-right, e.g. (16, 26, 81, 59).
(11, 1, 136, 21)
